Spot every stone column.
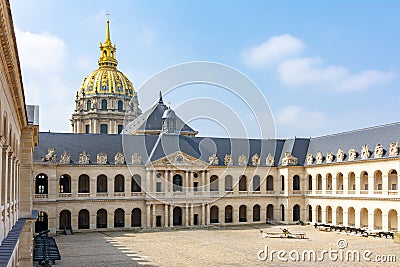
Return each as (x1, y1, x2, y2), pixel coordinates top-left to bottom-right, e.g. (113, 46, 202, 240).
(152, 171, 157, 193)
(205, 171, 210, 192)
(164, 171, 169, 193)
(185, 204, 189, 226)
(125, 212, 131, 228)
(382, 213, 389, 231)
(107, 211, 114, 229)
(343, 211, 348, 226)
(368, 211, 374, 230)
(90, 213, 97, 229)
(90, 176, 96, 197)
(185, 171, 189, 192)
(332, 176, 337, 195)
(321, 176, 326, 194)
(332, 210, 337, 225)
(145, 171, 151, 193)
(343, 175, 348, 194)
(382, 174, 388, 195)
(397, 174, 400, 196)
(164, 204, 169, 227)
(201, 203, 205, 225)
(355, 210, 361, 228)
(355, 175, 361, 194)
(312, 206, 317, 223)
(146, 204, 151, 228)
(205, 203, 210, 225)
(232, 206, 239, 223)
(368, 174, 374, 195)
(108, 174, 114, 197)
(190, 204, 194, 226)
(169, 205, 173, 227)
(201, 171, 205, 192)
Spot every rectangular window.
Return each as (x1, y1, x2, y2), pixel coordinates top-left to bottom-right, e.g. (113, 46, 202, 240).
(392, 184, 397, 190)
(156, 182, 162, 192)
(378, 184, 382, 190)
(194, 182, 198, 192)
(100, 124, 108, 134)
(118, 125, 123, 134)
(85, 124, 90, 134)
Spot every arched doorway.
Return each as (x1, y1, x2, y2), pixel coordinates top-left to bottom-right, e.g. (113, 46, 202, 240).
(173, 175, 183, 192)
(97, 209, 107, 228)
(336, 206, 343, 225)
(78, 209, 89, 229)
(348, 207, 355, 226)
(35, 174, 48, 194)
(253, 205, 260, 222)
(316, 205, 322, 223)
(388, 209, 398, 231)
(114, 208, 125, 227)
(35, 212, 48, 233)
(225, 206, 233, 223)
(360, 208, 368, 228)
(280, 204, 285, 221)
(131, 208, 141, 227)
(173, 207, 182, 225)
(239, 205, 247, 222)
(59, 210, 71, 230)
(307, 205, 312, 222)
(293, 204, 300, 222)
(374, 209, 382, 230)
(210, 206, 219, 223)
(326, 206, 332, 223)
(267, 204, 274, 222)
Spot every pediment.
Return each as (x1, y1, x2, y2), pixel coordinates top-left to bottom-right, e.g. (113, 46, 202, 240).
(150, 151, 208, 167)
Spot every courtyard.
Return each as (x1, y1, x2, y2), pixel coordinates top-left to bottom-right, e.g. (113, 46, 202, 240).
(50, 224, 398, 267)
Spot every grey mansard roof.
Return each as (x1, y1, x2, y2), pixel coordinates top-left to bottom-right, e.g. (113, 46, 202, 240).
(34, 121, 400, 166)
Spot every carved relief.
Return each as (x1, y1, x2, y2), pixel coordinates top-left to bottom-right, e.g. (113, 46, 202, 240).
(79, 151, 90, 164)
(374, 144, 384, 158)
(389, 142, 399, 157)
(348, 148, 357, 161)
(41, 148, 56, 162)
(59, 151, 71, 164)
(97, 152, 107, 164)
(114, 152, 125, 164)
(316, 151, 324, 164)
(224, 154, 233, 166)
(360, 145, 370, 159)
(251, 153, 260, 166)
(336, 149, 344, 162)
(266, 153, 274, 166)
(306, 153, 313, 165)
(281, 152, 298, 166)
(132, 152, 142, 165)
(326, 151, 334, 163)
(208, 154, 219, 165)
(238, 154, 247, 166)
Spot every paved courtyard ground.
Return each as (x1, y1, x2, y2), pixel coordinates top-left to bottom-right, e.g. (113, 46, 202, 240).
(50, 224, 399, 266)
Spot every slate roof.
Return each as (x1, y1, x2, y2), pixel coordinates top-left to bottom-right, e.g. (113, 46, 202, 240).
(123, 94, 197, 135)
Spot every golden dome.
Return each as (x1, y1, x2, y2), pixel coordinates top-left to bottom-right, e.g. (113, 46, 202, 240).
(78, 19, 135, 98)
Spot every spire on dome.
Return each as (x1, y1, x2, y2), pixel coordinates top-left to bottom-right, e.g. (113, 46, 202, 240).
(98, 16, 118, 68)
(158, 91, 163, 104)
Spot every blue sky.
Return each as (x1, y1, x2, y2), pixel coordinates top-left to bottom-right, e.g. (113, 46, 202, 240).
(10, 0, 400, 138)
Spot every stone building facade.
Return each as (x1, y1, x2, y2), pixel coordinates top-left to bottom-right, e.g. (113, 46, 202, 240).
(0, 0, 39, 266)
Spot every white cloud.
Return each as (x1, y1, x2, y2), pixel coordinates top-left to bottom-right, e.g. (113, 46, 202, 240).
(15, 28, 67, 74)
(275, 105, 336, 137)
(243, 34, 304, 68)
(278, 57, 395, 91)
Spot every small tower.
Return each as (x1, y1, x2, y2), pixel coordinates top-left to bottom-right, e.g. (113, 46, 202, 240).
(162, 106, 177, 134)
(71, 18, 141, 134)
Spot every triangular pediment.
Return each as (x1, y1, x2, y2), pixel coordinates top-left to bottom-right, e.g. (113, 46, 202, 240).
(150, 151, 208, 167)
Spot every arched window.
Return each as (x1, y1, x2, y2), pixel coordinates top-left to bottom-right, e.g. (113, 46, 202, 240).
(35, 212, 48, 233)
(239, 175, 247, 191)
(59, 210, 71, 230)
(101, 99, 107, 110)
(266, 175, 274, 191)
(253, 205, 261, 221)
(97, 175, 107, 193)
(173, 174, 182, 192)
(87, 100, 91, 110)
(114, 175, 124, 192)
(131, 175, 141, 192)
(210, 175, 218, 191)
(293, 204, 300, 221)
(293, 175, 300, 191)
(117, 100, 123, 111)
(35, 174, 48, 194)
(239, 205, 247, 222)
(131, 208, 141, 227)
(97, 209, 107, 228)
(225, 205, 233, 223)
(280, 175, 285, 191)
(210, 206, 219, 223)
(253, 176, 260, 191)
(225, 175, 233, 191)
(78, 174, 90, 193)
(59, 174, 71, 193)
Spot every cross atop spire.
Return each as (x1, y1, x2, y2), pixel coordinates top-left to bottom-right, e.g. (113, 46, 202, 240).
(105, 12, 111, 45)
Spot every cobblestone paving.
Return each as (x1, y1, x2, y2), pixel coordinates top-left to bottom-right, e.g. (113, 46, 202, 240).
(52, 224, 399, 267)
